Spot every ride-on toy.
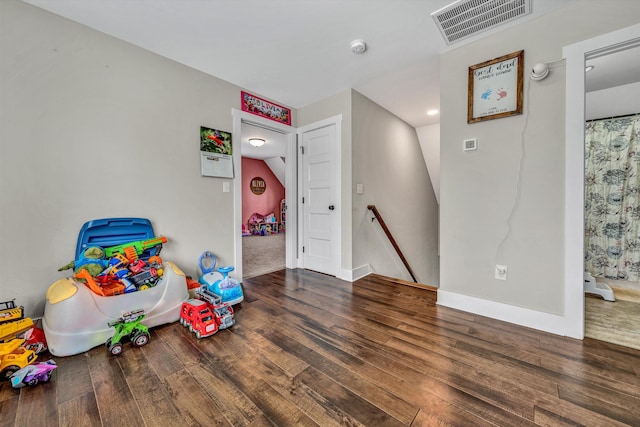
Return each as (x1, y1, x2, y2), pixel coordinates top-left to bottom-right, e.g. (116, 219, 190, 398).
(106, 309, 150, 356)
(198, 251, 244, 305)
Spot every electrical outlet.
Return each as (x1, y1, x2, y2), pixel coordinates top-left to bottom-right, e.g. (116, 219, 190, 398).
(495, 265, 507, 280)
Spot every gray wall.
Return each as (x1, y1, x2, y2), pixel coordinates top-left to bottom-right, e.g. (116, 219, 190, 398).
(440, 0, 640, 316)
(352, 91, 439, 285)
(0, 0, 293, 316)
(298, 89, 440, 284)
(416, 124, 440, 204)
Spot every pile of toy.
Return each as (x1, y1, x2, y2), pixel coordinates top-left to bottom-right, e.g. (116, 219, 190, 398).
(43, 218, 190, 357)
(1, 217, 250, 397)
(178, 251, 244, 339)
(58, 236, 167, 297)
(0, 299, 55, 388)
(248, 212, 279, 235)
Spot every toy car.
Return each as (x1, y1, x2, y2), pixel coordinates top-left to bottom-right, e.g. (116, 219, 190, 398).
(180, 299, 218, 339)
(10, 360, 57, 388)
(106, 309, 150, 356)
(180, 288, 235, 339)
(212, 302, 235, 330)
(0, 338, 37, 381)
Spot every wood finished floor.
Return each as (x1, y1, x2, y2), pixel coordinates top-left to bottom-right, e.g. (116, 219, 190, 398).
(2, 269, 640, 426)
(585, 294, 640, 351)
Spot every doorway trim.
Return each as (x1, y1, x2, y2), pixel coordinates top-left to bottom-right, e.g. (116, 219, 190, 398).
(232, 108, 297, 280)
(563, 23, 640, 339)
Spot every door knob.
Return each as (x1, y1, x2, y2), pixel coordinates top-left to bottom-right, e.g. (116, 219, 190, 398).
(328, 205, 335, 211)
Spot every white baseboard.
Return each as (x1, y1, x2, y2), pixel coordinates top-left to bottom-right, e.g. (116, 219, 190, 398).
(437, 290, 571, 336)
(340, 264, 371, 282)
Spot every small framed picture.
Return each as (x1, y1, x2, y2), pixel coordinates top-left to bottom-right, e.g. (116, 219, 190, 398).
(250, 177, 266, 195)
(468, 50, 524, 124)
(241, 91, 291, 126)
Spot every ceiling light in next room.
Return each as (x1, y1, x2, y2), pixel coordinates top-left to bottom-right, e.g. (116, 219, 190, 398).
(249, 138, 265, 147)
(585, 65, 595, 72)
(427, 109, 439, 116)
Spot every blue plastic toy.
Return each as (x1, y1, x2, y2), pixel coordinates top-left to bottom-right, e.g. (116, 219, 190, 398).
(198, 251, 244, 306)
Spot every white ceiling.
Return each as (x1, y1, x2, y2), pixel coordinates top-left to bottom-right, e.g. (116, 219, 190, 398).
(585, 44, 640, 93)
(241, 121, 287, 160)
(23, 0, 579, 130)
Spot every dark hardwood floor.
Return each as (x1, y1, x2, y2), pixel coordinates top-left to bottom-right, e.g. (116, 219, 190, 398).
(2, 269, 640, 426)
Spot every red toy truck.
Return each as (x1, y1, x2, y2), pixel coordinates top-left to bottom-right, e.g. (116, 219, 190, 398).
(179, 288, 235, 339)
(179, 299, 218, 339)
(195, 287, 235, 331)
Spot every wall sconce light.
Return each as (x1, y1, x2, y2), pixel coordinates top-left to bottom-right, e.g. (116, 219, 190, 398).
(249, 138, 265, 147)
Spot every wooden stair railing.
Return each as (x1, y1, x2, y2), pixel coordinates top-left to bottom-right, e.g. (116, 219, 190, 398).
(367, 205, 418, 283)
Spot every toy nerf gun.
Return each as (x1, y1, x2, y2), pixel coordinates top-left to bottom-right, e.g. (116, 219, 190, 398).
(103, 236, 167, 261)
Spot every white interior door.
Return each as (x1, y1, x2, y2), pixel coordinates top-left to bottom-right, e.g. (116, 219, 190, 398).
(300, 123, 338, 275)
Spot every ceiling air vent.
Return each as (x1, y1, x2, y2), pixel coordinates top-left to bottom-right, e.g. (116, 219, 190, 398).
(431, 0, 531, 45)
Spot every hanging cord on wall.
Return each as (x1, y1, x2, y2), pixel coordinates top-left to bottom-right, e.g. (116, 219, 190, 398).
(494, 81, 532, 266)
(493, 59, 564, 266)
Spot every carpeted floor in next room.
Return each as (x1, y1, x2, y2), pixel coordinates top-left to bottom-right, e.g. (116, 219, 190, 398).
(242, 233, 286, 279)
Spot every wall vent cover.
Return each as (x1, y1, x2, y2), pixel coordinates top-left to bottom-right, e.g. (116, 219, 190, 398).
(431, 0, 531, 45)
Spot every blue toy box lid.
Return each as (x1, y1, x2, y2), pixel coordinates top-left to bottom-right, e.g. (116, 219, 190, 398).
(75, 217, 157, 260)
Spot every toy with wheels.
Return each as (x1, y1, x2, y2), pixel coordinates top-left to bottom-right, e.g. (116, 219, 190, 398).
(10, 360, 57, 388)
(198, 251, 244, 305)
(0, 338, 37, 381)
(43, 218, 189, 357)
(106, 309, 150, 356)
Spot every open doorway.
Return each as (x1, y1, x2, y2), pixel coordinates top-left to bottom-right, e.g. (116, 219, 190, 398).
(240, 121, 287, 278)
(231, 109, 298, 281)
(563, 23, 640, 341)
(583, 44, 640, 349)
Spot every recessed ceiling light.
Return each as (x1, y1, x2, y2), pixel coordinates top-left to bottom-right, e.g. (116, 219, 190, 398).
(427, 109, 439, 116)
(249, 138, 265, 147)
(585, 65, 595, 72)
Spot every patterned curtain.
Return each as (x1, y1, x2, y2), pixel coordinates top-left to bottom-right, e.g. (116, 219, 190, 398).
(584, 114, 640, 282)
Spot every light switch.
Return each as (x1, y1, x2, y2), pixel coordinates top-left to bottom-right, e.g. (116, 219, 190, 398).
(222, 181, 230, 192)
(356, 184, 364, 194)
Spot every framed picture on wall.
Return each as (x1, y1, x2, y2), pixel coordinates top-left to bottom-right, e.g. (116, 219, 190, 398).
(241, 91, 291, 126)
(468, 50, 524, 123)
(250, 177, 266, 195)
